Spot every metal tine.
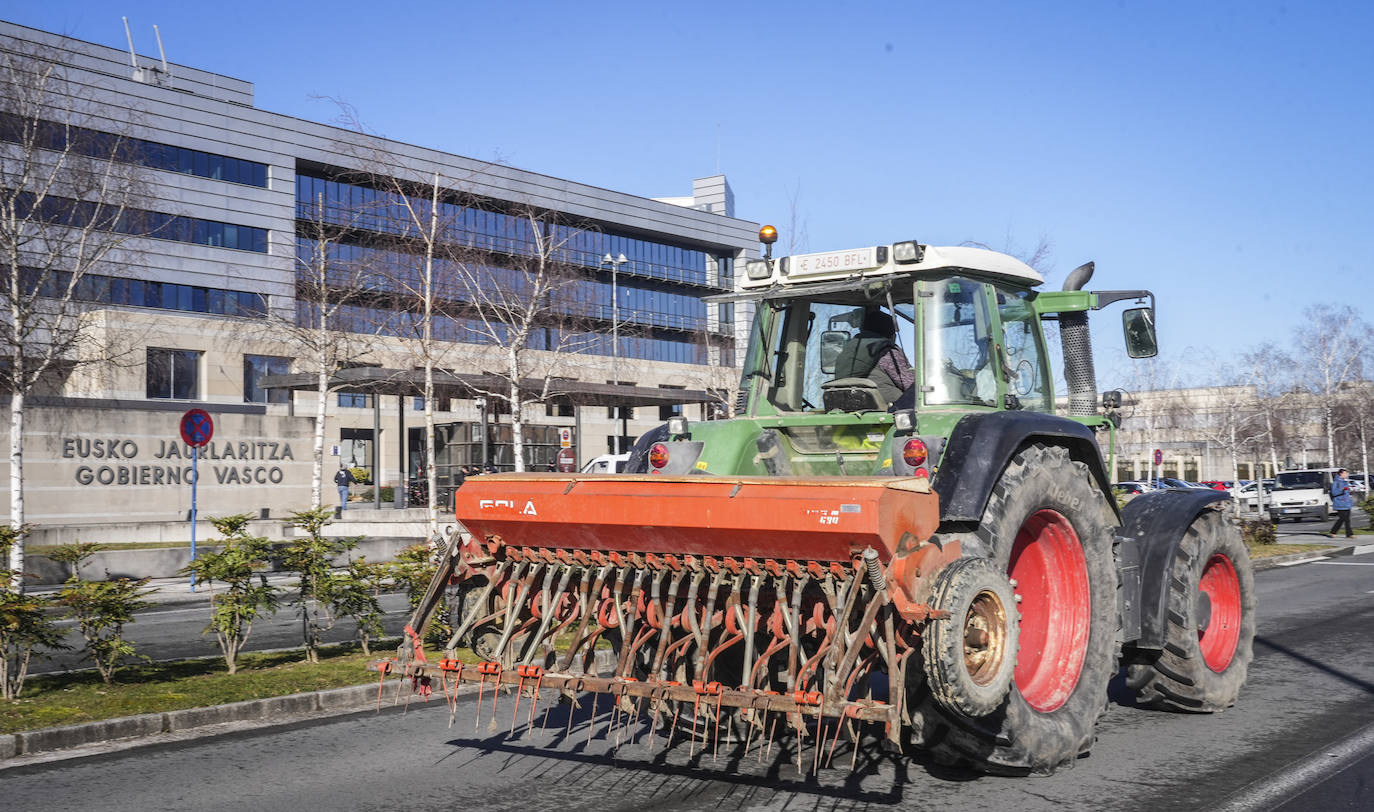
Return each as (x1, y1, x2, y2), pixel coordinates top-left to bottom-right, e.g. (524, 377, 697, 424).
(586, 692, 600, 746)
(556, 565, 610, 672)
(742, 573, 761, 693)
(668, 703, 681, 752)
(520, 565, 566, 664)
(492, 562, 538, 660)
(764, 713, 779, 761)
(850, 719, 861, 770)
(525, 676, 542, 740)
(475, 674, 488, 733)
(825, 713, 846, 768)
(446, 561, 510, 651)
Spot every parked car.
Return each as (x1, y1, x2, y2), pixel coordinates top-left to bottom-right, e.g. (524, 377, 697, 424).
(1151, 477, 1208, 490)
(1113, 481, 1154, 495)
(581, 453, 630, 474)
(1199, 480, 1235, 491)
(1230, 480, 1274, 512)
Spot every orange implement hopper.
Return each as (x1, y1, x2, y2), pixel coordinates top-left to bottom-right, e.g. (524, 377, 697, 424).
(452, 473, 940, 564)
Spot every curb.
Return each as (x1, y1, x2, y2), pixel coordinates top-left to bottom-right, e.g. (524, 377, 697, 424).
(1251, 542, 1370, 571)
(3, 650, 616, 765)
(1, 678, 441, 764)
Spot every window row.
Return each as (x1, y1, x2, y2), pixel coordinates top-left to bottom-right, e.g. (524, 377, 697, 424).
(0, 112, 268, 187)
(303, 301, 730, 366)
(295, 238, 730, 336)
(151, 346, 731, 406)
(20, 268, 267, 318)
(14, 191, 268, 252)
(296, 174, 726, 288)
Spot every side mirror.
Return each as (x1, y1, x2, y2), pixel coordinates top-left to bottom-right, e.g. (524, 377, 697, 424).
(820, 330, 849, 374)
(1123, 307, 1158, 358)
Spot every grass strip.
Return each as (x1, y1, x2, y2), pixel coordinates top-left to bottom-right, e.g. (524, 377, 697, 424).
(1, 642, 481, 734)
(1247, 542, 1329, 559)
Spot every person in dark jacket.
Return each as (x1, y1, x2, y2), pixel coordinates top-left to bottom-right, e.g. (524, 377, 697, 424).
(334, 465, 356, 511)
(1329, 468, 1355, 538)
(831, 308, 914, 404)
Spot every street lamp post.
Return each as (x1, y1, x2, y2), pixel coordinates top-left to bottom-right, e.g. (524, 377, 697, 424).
(601, 252, 629, 453)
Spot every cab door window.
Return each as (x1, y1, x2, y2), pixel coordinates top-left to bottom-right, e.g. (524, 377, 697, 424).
(923, 278, 997, 406)
(996, 286, 1051, 411)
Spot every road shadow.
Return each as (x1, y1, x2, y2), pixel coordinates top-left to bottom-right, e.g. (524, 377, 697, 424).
(1254, 635, 1374, 695)
(433, 690, 984, 804)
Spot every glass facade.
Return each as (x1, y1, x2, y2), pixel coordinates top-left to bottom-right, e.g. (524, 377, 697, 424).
(296, 173, 722, 288)
(0, 112, 269, 187)
(294, 172, 738, 367)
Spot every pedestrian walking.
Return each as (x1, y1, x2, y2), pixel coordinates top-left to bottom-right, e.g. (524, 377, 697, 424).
(334, 465, 356, 511)
(1329, 468, 1355, 538)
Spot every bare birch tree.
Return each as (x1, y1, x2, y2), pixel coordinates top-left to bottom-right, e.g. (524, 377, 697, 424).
(1238, 343, 1297, 477)
(1, 44, 150, 589)
(449, 207, 600, 473)
(285, 190, 381, 508)
(1294, 304, 1369, 467)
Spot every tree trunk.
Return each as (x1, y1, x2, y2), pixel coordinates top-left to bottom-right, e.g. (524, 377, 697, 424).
(312, 353, 328, 510)
(9, 387, 26, 592)
(509, 346, 525, 473)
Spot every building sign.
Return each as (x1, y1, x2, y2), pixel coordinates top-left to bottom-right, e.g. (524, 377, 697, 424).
(61, 436, 297, 487)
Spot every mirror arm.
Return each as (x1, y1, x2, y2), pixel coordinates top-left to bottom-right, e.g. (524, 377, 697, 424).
(1091, 289, 1155, 311)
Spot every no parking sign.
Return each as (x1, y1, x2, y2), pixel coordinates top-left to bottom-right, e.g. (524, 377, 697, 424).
(181, 409, 213, 591)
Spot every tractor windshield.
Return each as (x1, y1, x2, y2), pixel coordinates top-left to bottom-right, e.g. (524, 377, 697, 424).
(763, 295, 915, 412)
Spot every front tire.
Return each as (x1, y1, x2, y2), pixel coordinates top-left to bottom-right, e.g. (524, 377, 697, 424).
(1125, 510, 1254, 712)
(916, 444, 1119, 775)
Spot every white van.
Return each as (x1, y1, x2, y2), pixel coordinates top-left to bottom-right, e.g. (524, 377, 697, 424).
(1268, 468, 1338, 522)
(581, 453, 630, 474)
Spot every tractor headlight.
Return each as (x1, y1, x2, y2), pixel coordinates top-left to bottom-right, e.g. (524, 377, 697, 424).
(667, 416, 689, 437)
(892, 241, 924, 263)
(892, 409, 917, 432)
(746, 260, 772, 280)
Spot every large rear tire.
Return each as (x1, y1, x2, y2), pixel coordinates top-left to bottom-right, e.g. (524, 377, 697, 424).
(915, 444, 1119, 775)
(1125, 510, 1254, 712)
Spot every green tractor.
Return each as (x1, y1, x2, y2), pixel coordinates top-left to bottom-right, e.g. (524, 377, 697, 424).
(384, 227, 1255, 776)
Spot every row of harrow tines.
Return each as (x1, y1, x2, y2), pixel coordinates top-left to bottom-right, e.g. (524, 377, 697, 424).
(374, 547, 922, 772)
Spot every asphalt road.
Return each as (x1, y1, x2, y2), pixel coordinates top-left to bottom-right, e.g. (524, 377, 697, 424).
(5, 550, 1373, 811)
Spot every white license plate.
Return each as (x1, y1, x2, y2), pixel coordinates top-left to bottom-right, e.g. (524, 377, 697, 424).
(1282, 508, 1302, 514)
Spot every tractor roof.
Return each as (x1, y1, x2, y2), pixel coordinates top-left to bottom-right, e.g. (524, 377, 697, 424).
(740, 242, 1043, 290)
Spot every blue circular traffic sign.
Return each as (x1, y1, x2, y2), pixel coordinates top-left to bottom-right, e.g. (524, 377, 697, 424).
(180, 409, 214, 447)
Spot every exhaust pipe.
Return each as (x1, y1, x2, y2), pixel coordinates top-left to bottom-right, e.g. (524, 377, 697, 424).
(1060, 262, 1098, 416)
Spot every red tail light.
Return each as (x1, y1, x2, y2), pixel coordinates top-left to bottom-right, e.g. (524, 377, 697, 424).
(648, 443, 669, 469)
(902, 438, 928, 468)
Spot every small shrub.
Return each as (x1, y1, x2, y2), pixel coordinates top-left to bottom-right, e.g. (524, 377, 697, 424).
(182, 514, 279, 674)
(1240, 519, 1278, 546)
(49, 542, 155, 685)
(282, 507, 360, 663)
(0, 526, 67, 699)
(349, 466, 372, 486)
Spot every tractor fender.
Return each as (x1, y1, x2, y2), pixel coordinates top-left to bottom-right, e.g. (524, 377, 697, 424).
(931, 411, 1116, 523)
(1118, 488, 1231, 649)
(624, 424, 670, 473)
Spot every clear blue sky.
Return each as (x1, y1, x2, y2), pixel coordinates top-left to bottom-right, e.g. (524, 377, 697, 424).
(5, 1, 1371, 386)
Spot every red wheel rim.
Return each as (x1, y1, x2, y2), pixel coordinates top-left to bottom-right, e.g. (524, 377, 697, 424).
(1198, 553, 1241, 672)
(1009, 509, 1091, 712)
